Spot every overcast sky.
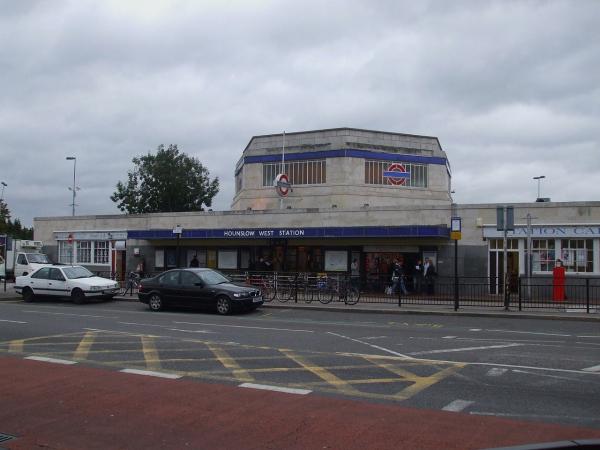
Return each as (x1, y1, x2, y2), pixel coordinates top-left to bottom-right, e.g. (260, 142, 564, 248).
(1, 0, 599, 227)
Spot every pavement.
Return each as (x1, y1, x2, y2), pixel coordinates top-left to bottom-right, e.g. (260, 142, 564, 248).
(1, 281, 599, 321)
(2, 355, 600, 450)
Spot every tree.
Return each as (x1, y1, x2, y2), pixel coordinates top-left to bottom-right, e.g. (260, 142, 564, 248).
(0, 201, 33, 239)
(111, 144, 220, 214)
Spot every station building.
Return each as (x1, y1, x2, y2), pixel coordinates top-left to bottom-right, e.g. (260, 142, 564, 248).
(33, 128, 600, 291)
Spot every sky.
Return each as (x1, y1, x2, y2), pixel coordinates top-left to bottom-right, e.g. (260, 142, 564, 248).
(1, 0, 599, 227)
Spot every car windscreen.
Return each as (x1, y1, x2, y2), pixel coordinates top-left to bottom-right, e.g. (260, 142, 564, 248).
(62, 266, 94, 279)
(27, 253, 51, 263)
(198, 270, 231, 285)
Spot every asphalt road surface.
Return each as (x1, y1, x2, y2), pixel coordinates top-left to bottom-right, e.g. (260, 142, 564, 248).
(1, 298, 600, 449)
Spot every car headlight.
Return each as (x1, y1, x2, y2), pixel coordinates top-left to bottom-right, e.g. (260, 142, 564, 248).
(233, 292, 246, 298)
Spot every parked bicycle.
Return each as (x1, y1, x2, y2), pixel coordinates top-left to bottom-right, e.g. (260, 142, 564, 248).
(245, 272, 277, 302)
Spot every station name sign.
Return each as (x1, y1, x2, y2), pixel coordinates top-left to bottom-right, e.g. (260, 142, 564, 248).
(483, 225, 600, 239)
(223, 229, 304, 238)
(128, 225, 449, 240)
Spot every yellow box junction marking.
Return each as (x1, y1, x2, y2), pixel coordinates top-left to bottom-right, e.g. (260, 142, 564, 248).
(73, 331, 96, 360)
(141, 336, 162, 371)
(206, 343, 253, 383)
(8, 339, 24, 353)
(279, 349, 361, 395)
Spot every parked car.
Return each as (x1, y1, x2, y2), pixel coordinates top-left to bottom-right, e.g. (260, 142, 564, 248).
(138, 268, 263, 314)
(15, 265, 119, 304)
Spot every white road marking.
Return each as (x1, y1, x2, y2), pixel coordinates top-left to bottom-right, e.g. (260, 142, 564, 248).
(120, 369, 182, 379)
(511, 369, 584, 382)
(167, 328, 214, 334)
(327, 331, 412, 359)
(470, 412, 598, 422)
(23, 310, 117, 319)
(578, 335, 600, 339)
(410, 343, 523, 356)
(486, 368, 508, 377)
(0, 319, 27, 324)
(442, 336, 457, 339)
(469, 329, 482, 331)
(361, 336, 388, 340)
(174, 321, 314, 333)
(486, 329, 571, 337)
(239, 383, 311, 395)
(25, 356, 77, 365)
(582, 364, 600, 372)
(442, 400, 474, 412)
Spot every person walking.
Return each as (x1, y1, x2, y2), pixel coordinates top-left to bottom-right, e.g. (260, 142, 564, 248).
(350, 258, 359, 290)
(423, 257, 436, 295)
(391, 259, 408, 295)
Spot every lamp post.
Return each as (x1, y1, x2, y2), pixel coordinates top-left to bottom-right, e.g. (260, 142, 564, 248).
(66, 157, 80, 216)
(533, 175, 545, 200)
(0, 182, 6, 202)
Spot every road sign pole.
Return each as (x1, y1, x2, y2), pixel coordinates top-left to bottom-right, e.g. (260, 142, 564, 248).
(503, 207, 509, 310)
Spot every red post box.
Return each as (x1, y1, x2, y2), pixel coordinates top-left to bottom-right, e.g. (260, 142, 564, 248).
(553, 260, 566, 302)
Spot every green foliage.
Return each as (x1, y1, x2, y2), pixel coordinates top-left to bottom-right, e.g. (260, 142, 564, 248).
(111, 144, 220, 214)
(0, 200, 34, 239)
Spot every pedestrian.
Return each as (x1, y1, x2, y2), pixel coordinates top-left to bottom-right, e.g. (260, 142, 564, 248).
(423, 257, 436, 295)
(189, 254, 199, 268)
(135, 259, 145, 278)
(413, 259, 423, 294)
(391, 259, 408, 295)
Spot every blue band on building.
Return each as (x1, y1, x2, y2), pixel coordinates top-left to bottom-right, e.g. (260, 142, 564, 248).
(128, 225, 450, 240)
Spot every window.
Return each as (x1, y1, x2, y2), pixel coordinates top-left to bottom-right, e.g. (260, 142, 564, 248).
(31, 267, 51, 279)
(16, 254, 27, 265)
(181, 271, 199, 286)
(532, 239, 555, 272)
(94, 241, 109, 264)
(159, 271, 180, 286)
(49, 268, 65, 281)
(364, 160, 428, 187)
(489, 239, 518, 250)
(262, 160, 326, 187)
(59, 240, 110, 265)
(218, 250, 237, 269)
(561, 239, 593, 273)
(58, 241, 73, 264)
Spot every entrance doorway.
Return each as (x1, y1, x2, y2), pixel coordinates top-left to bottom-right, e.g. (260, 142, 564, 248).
(489, 239, 519, 294)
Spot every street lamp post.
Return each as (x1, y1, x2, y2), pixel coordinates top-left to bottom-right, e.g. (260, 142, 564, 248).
(533, 175, 545, 200)
(0, 182, 7, 202)
(66, 157, 80, 216)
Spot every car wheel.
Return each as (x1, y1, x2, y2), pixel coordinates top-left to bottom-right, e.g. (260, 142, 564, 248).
(148, 293, 163, 312)
(216, 296, 232, 315)
(71, 289, 86, 305)
(22, 287, 35, 303)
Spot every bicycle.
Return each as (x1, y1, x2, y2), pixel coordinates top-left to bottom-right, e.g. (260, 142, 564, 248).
(123, 272, 141, 296)
(245, 272, 277, 302)
(322, 275, 360, 305)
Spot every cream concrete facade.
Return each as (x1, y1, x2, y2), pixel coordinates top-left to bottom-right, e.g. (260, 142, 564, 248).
(231, 128, 452, 211)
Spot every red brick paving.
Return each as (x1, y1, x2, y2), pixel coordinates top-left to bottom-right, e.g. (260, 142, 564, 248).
(1, 356, 599, 450)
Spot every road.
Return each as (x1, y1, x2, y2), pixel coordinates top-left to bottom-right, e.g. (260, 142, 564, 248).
(1, 298, 600, 449)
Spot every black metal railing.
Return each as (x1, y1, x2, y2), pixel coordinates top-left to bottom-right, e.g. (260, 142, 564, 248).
(95, 269, 600, 313)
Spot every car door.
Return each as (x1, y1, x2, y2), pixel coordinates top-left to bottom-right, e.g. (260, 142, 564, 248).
(28, 267, 51, 296)
(197, 272, 220, 308)
(157, 270, 181, 305)
(178, 271, 203, 308)
(48, 268, 69, 298)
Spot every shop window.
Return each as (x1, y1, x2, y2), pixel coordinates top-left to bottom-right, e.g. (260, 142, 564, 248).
(560, 239, 593, 273)
(218, 250, 237, 270)
(77, 241, 91, 263)
(364, 160, 428, 188)
(155, 249, 165, 269)
(94, 241, 109, 264)
(58, 241, 73, 264)
(532, 239, 555, 272)
(324, 250, 348, 272)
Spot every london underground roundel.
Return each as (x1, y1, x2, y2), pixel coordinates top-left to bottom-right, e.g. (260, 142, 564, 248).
(384, 163, 410, 186)
(274, 173, 291, 197)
